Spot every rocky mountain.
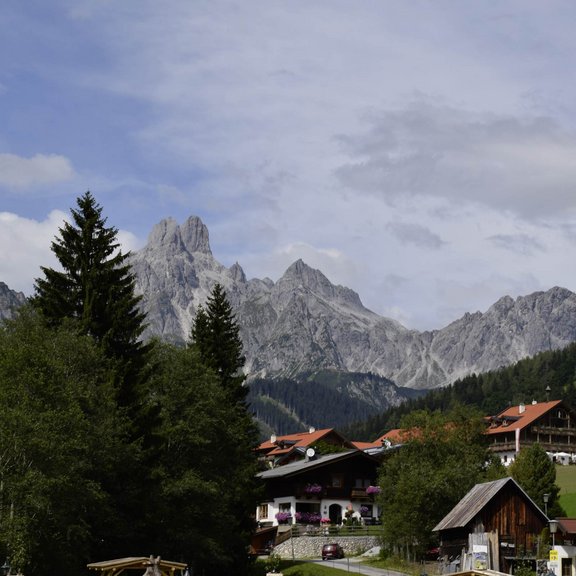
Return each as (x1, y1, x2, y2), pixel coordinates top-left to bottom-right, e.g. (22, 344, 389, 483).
(131, 215, 576, 390)
(0, 282, 27, 321)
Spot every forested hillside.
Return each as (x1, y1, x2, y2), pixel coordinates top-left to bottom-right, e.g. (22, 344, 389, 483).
(348, 341, 576, 441)
(247, 370, 422, 438)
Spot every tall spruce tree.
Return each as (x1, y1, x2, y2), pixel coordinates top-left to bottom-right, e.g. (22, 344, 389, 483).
(189, 284, 261, 576)
(31, 191, 150, 407)
(31, 192, 159, 557)
(190, 283, 247, 402)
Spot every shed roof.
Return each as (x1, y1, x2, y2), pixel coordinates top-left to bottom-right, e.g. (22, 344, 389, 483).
(433, 477, 547, 532)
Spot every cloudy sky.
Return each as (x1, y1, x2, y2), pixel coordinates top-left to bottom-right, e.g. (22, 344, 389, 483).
(2, 1, 576, 330)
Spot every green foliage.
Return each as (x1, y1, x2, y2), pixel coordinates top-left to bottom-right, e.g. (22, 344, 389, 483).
(515, 559, 537, 576)
(0, 307, 125, 575)
(312, 440, 347, 455)
(509, 444, 563, 516)
(190, 284, 246, 402)
(31, 191, 151, 408)
(188, 285, 261, 575)
(378, 405, 494, 559)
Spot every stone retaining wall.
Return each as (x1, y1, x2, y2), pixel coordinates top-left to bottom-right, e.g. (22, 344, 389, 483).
(272, 536, 379, 559)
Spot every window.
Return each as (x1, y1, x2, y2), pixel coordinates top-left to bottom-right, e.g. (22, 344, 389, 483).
(331, 474, 344, 488)
(258, 504, 269, 520)
(355, 478, 372, 488)
(279, 502, 291, 512)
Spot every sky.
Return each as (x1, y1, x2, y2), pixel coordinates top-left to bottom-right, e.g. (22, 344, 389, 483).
(2, 1, 576, 331)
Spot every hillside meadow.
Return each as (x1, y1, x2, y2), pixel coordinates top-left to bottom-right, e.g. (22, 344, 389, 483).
(556, 464, 576, 516)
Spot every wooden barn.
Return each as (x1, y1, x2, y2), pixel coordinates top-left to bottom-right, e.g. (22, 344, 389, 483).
(434, 477, 549, 573)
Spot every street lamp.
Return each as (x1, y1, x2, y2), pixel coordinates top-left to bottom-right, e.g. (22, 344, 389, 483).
(549, 519, 559, 548)
(544, 493, 550, 516)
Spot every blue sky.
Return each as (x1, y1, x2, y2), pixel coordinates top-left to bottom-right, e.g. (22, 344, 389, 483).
(2, 0, 576, 330)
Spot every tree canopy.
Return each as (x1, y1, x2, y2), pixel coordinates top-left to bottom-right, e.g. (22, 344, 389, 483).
(31, 191, 151, 407)
(190, 283, 246, 402)
(0, 308, 125, 575)
(377, 406, 506, 560)
(509, 443, 564, 517)
(188, 284, 261, 574)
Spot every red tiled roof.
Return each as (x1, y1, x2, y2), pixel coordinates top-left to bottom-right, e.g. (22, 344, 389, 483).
(257, 428, 338, 456)
(372, 428, 421, 445)
(558, 518, 576, 535)
(485, 400, 562, 435)
(351, 441, 376, 450)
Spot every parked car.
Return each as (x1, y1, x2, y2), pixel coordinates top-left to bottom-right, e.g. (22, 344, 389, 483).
(322, 543, 345, 560)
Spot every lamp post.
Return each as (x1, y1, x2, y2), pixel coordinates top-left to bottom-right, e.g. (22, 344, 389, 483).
(549, 519, 559, 548)
(544, 493, 550, 517)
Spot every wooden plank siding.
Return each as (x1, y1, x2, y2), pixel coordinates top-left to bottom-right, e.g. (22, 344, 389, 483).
(435, 478, 548, 572)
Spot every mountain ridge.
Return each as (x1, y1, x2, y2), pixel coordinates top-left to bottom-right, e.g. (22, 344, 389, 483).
(1, 215, 575, 393)
(129, 215, 576, 390)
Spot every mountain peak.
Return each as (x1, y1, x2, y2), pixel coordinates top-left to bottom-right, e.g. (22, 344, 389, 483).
(180, 216, 212, 255)
(146, 216, 212, 256)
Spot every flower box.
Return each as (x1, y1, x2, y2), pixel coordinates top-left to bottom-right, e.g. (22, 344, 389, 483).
(304, 483, 322, 495)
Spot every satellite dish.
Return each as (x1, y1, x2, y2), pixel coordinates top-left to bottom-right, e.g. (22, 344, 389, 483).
(383, 439, 391, 449)
(306, 448, 316, 458)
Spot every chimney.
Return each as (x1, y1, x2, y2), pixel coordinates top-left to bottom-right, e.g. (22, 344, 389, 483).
(270, 434, 277, 444)
(309, 427, 316, 434)
(519, 403, 525, 414)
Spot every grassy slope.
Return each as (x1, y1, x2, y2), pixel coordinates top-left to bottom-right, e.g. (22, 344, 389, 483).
(556, 465, 576, 516)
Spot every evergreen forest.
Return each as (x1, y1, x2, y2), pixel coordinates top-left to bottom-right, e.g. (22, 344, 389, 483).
(0, 193, 260, 576)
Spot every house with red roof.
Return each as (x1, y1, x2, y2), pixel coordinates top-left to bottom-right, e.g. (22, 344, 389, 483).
(255, 448, 382, 533)
(253, 427, 387, 554)
(257, 427, 357, 467)
(485, 400, 576, 466)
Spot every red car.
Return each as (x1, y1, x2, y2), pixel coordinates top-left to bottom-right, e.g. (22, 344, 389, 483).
(322, 543, 345, 560)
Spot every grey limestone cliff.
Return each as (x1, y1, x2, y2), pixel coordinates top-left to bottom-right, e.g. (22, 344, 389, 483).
(130, 215, 576, 390)
(0, 282, 27, 321)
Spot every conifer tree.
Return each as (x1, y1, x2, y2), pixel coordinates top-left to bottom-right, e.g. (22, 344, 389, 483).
(31, 191, 150, 406)
(190, 283, 246, 402)
(189, 284, 260, 575)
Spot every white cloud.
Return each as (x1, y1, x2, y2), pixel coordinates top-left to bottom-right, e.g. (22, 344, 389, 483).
(0, 210, 142, 296)
(0, 154, 75, 189)
(0, 211, 65, 295)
